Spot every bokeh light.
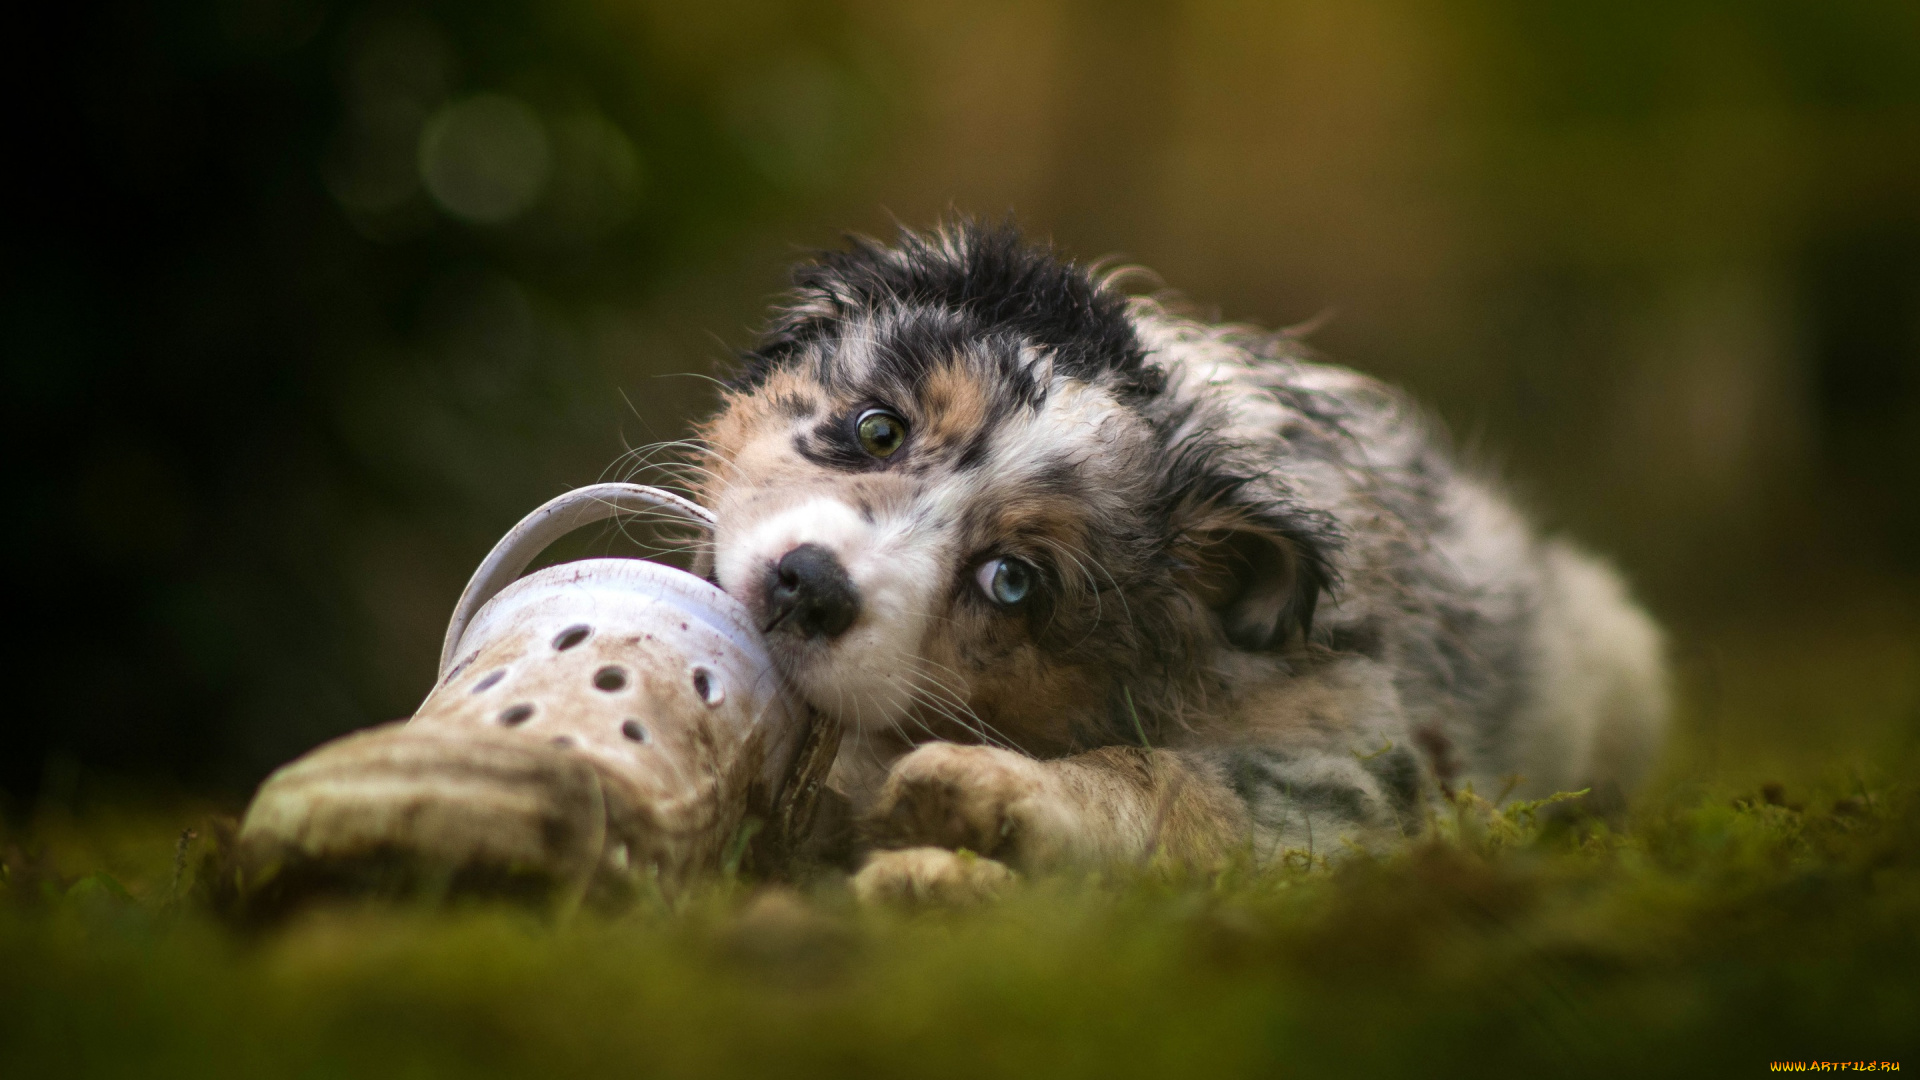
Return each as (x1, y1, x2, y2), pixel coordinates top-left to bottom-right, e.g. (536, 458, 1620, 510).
(541, 112, 644, 243)
(419, 93, 551, 224)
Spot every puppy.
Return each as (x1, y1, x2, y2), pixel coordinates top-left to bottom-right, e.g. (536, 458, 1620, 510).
(691, 221, 1667, 890)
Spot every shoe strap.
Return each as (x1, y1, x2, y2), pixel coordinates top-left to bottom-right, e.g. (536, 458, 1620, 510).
(438, 484, 714, 677)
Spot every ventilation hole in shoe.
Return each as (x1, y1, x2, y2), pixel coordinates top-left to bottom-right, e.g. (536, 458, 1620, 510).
(621, 720, 648, 744)
(593, 666, 628, 692)
(471, 669, 506, 694)
(498, 704, 535, 727)
(550, 736, 575, 749)
(691, 667, 724, 707)
(552, 624, 592, 651)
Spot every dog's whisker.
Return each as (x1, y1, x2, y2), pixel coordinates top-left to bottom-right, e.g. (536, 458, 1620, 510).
(1046, 535, 1135, 632)
(1037, 537, 1107, 630)
(904, 680, 1016, 753)
(600, 436, 726, 495)
(651, 370, 733, 391)
(896, 661, 1017, 751)
(893, 676, 979, 744)
(883, 681, 995, 757)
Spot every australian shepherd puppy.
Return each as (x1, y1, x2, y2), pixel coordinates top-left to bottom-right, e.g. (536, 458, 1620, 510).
(691, 221, 1667, 895)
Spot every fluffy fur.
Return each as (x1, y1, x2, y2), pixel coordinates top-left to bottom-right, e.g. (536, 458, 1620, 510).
(689, 221, 1667, 885)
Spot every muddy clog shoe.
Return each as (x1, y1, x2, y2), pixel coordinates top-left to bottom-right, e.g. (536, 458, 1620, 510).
(234, 484, 836, 915)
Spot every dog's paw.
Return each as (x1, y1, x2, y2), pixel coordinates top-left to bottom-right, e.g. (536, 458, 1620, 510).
(849, 847, 1014, 905)
(863, 743, 1077, 865)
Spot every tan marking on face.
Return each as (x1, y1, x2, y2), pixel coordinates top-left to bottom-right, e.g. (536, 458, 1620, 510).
(992, 493, 1089, 548)
(916, 361, 993, 457)
(696, 367, 821, 493)
(917, 621, 1098, 756)
(982, 495, 1106, 616)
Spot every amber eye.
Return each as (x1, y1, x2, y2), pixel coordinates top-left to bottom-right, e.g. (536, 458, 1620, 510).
(856, 408, 907, 459)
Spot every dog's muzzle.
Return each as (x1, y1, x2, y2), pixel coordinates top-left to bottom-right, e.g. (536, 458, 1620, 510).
(761, 542, 860, 639)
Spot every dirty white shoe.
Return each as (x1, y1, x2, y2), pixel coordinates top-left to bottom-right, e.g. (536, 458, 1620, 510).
(235, 484, 836, 914)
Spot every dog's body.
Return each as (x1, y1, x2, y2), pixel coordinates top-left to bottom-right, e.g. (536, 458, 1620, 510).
(692, 223, 1666, 888)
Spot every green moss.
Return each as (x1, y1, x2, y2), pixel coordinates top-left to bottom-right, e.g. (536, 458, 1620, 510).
(4, 771, 1917, 1079)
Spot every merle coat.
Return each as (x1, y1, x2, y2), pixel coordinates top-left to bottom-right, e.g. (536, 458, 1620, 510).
(689, 222, 1667, 893)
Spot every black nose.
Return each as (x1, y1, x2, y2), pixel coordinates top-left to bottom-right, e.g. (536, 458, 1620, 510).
(763, 543, 860, 639)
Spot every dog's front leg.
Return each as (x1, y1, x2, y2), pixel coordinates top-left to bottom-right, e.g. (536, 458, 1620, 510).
(858, 742, 1255, 874)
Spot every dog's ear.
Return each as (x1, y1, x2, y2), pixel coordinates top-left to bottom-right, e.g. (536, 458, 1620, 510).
(1186, 522, 1332, 652)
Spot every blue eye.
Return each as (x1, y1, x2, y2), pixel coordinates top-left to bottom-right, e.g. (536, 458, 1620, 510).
(974, 557, 1034, 606)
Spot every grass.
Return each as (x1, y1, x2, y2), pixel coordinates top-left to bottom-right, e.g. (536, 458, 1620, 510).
(5, 614, 1916, 1078)
(4, 765, 1918, 1079)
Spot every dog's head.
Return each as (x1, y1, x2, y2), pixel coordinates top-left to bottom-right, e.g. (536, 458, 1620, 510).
(694, 222, 1336, 753)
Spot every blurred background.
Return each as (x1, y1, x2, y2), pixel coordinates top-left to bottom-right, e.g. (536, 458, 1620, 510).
(4, 0, 1916, 813)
